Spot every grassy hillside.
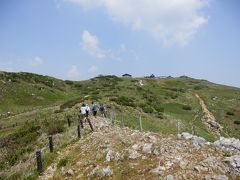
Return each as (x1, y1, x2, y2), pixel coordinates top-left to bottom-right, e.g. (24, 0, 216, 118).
(0, 72, 240, 179)
(1, 72, 240, 139)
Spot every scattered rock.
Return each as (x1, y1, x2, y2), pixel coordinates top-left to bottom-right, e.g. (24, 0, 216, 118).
(76, 161, 82, 167)
(205, 175, 229, 180)
(132, 144, 140, 151)
(224, 155, 240, 175)
(153, 149, 160, 156)
(142, 143, 152, 154)
(192, 136, 208, 148)
(181, 132, 193, 140)
(66, 169, 74, 176)
(179, 160, 188, 169)
(89, 165, 100, 177)
(106, 150, 114, 162)
(101, 166, 112, 177)
(61, 167, 65, 176)
(142, 155, 147, 160)
(99, 121, 106, 129)
(193, 165, 208, 173)
(215, 175, 229, 180)
(164, 175, 174, 180)
(128, 149, 141, 159)
(148, 135, 157, 144)
(150, 166, 166, 175)
(166, 161, 174, 169)
(181, 132, 208, 148)
(115, 152, 124, 162)
(214, 137, 240, 154)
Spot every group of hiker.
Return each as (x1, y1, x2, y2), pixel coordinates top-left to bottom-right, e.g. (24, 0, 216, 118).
(78, 102, 107, 131)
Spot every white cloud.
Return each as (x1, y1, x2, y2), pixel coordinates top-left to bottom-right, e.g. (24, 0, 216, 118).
(29, 56, 43, 66)
(88, 65, 97, 73)
(67, 0, 209, 46)
(81, 30, 106, 58)
(67, 65, 81, 79)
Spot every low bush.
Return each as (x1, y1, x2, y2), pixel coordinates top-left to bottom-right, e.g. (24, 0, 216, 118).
(142, 106, 153, 113)
(156, 112, 164, 119)
(182, 105, 192, 111)
(171, 94, 178, 99)
(57, 158, 69, 168)
(234, 120, 240, 125)
(65, 80, 74, 85)
(194, 85, 207, 90)
(60, 97, 82, 110)
(114, 96, 136, 107)
(1, 123, 40, 167)
(43, 118, 66, 135)
(226, 111, 235, 116)
(153, 104, 164, 113)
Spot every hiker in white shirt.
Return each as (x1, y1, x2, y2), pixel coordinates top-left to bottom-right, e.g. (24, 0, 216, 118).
(79, 104, 86, 128)
(79, 103, 94, 131)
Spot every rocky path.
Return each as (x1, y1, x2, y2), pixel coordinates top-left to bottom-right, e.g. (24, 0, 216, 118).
(195, 94, 223, 137)
(38, 116, 240, 179)
(39, 139, 81, 180)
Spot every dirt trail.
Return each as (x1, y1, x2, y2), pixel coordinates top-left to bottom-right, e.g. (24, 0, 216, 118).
(195, 94, 223, 137)
(39, 140, 81, 180)
(37, 114, 238, 179)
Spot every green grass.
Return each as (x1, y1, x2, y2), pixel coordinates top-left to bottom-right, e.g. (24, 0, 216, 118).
(1, 72, 240, 178)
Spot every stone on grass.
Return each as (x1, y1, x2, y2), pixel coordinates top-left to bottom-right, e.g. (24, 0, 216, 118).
(142, 143, 153, 154)
(101, 166, 112, 177)
(128, 149, 141, 159)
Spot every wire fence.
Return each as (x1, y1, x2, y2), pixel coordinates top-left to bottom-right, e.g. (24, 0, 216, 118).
(108, 108, 211, 140)
(32, 107, 211, 176)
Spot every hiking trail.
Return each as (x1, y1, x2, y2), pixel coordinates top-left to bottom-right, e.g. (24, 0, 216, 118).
(195, 94, 223, 137)
(37, 115, 239, 179)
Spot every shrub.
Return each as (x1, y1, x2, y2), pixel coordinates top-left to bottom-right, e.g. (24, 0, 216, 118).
(179, 88, 186, 93)
(194, 85, 207, 90)
(171, 94, 178, 99)
(142, 106, 153, 113)
(226, 111, 235, 116)
(57, 158, 69, 168)
(156, 112, 164, 119)
(153, 104, 164, 112)
(4, 150, 19, 166)
(43, 118, 66, 135)
(60, 98, 83, 110)
(234, 120, 240, 125)
(182, 105, 192, 111)
(65, 80, 74, 85)
(114, 96, 135, 107)
(110, 97, 117, 102)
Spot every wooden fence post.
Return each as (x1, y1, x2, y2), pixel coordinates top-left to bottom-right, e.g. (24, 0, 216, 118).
(48, 136, 53, 152)
(67, 118, 71, 127)
(87, 119, 94, 132)
(139, 113, 143, 131)
(111, 111, 114, 125)
(36, 150, 43, 174)
(77, 124, 81, 138)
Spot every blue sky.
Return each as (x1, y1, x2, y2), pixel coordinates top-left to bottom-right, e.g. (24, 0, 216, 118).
(0, 0, 240, 87)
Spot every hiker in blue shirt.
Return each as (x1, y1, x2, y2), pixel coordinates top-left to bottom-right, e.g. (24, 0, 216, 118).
(92, 102, 98, 117)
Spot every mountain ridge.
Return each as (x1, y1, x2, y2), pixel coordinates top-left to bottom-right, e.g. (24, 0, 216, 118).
(1, 71, 240, 179)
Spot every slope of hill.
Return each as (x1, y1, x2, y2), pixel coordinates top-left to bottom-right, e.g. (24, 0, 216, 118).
(39, 117, 239, 179)
(1, 71, 240, 179)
